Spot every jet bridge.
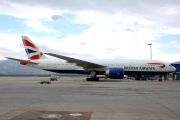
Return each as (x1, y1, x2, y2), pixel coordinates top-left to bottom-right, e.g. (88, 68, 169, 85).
(171, 62, 180, 80)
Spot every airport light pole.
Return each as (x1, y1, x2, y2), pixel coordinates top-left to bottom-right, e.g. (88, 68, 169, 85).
(148, 43, 152, 60)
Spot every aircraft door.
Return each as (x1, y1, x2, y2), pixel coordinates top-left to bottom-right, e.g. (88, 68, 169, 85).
(47, 61, 51, 68)
(129, 62, 134, 67)
(128, 62, 134, 72)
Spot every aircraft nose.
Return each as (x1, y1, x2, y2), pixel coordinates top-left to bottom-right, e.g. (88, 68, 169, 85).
(172, 66, 176, 72)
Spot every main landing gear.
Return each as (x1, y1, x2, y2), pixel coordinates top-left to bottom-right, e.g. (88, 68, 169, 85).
(86, 71, 99, 81)
(159, 75, 162, 82)
(86, 78, 99, 81)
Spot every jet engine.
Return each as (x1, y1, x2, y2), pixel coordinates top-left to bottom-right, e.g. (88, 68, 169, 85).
(105, 68, 124, 79)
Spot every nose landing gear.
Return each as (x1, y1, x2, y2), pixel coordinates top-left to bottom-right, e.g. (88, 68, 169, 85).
(86, 77, 99, 81)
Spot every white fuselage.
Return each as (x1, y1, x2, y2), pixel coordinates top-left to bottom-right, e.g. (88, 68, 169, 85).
(26, 56, 176, 75)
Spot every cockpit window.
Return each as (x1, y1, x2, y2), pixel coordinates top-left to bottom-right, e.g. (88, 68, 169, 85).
(169, 65, 172, 67)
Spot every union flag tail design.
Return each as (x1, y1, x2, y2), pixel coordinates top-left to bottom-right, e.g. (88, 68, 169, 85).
(22, 36, 47, 60)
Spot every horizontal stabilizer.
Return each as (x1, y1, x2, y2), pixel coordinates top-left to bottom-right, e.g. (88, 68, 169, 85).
(5, 57, 38, 64)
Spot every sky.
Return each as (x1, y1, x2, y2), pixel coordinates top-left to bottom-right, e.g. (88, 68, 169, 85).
(1, 0, 180, 63)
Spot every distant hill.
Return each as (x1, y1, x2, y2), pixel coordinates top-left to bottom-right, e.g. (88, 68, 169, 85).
(0, 60, 84, 76)
(0, 60, 54, 75)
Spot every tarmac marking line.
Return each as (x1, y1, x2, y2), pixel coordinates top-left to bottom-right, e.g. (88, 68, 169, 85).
(153, 89, 170, 94)
(10, 111, 39, 120)
(9, 110, 92, 120)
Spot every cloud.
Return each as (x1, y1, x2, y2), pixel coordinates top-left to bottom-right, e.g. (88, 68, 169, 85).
(107, 47, 120, 52)
(1, 1, 180, 34)
(80, 42, 87, 46)
(56, 34, 67, 39)
(23, 19, 57, 33)
(169, 41, 180, 49)
(0, 0, 180, 63)
(124, 28, 137, 32)
(51, 15, 64, 21)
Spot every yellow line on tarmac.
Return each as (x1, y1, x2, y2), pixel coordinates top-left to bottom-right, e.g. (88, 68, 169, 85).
(153, 89, 170, 94)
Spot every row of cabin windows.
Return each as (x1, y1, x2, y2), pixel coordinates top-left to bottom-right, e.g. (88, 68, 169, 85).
(51, 64, 155, 67)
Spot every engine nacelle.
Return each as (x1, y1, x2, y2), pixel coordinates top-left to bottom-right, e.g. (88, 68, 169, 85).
(105, 68, 124, 79)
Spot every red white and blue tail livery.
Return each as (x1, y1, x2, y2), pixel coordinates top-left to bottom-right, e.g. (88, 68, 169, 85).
(22, 36, 46, 60)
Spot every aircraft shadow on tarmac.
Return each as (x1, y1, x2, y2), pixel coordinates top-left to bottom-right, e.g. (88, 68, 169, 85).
(86, 79, 123, 82)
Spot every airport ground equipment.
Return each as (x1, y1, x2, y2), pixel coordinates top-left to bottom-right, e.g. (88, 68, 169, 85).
(50, 76, 60, 81)
(40, 80, 51, 84)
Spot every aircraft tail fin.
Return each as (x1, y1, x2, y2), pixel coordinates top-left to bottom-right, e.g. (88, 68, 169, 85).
(21, 36, 47, 60)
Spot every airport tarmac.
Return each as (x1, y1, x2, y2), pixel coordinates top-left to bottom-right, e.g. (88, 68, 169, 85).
(0, 76, 180, 120)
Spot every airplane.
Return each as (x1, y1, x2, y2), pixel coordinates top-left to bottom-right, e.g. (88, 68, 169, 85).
(5, 36, 176, 81)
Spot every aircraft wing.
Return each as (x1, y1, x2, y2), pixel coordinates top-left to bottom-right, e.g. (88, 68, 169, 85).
(5, 57, 38, 64)
(45, 53, 106, 69)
